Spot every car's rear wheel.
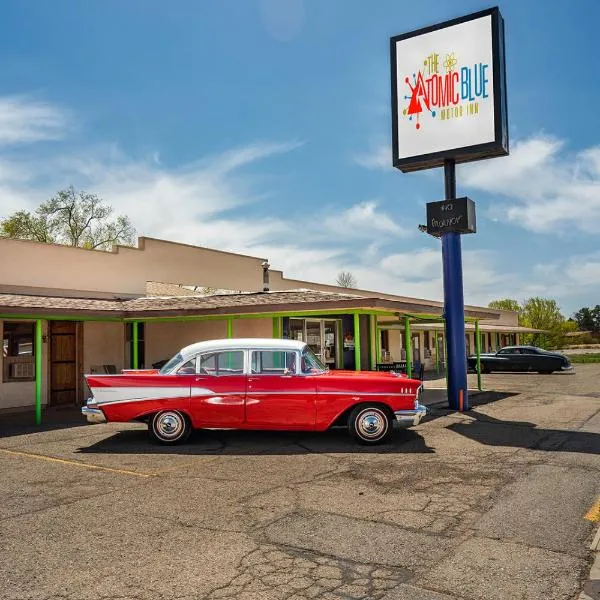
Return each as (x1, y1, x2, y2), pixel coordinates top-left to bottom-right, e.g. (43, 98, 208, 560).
(149, 410, 192, 445)
(348, 404, 393, 445)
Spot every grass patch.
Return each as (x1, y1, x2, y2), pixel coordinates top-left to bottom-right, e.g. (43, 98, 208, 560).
(569, 353, 600, 363)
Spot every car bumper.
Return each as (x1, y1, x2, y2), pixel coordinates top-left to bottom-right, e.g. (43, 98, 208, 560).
(561, 365, 574, 371)
(394, 402, 427, 426)
(82, 406, 107, 424)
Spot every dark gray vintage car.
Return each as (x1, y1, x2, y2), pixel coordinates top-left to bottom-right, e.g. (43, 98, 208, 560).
(468, 346, 573, 374)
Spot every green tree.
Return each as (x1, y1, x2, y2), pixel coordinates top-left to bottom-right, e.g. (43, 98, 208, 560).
(0, 186, 136, 251)
(520, 297, 568, 349)
(573, 305, 600, 333)
(336, 271, 357, 288)
(488, 298, 521, 318)
(488, 296, 575, 349)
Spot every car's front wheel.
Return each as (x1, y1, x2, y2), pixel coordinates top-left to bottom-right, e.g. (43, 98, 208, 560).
(149, 410, 192, 445)
(348, 404, 393, 445)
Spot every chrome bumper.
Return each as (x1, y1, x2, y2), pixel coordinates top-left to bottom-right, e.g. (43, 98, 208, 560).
(82, 406, 106, 424)
(394, 402, 427, 426)
(561, 365, 574, 371)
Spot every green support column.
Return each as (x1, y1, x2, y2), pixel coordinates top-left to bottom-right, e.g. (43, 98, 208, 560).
(435, 332, 440, 374)
(369, 315, 376, 370)
(132, 321, 139, 369)
(227, 318, 233, 338)
(337, 320, 344, 369)
(272, 317, 280, 339)
(35, 319, 42, 425)
(353, 313, 361, 371)
(404, 316, 412, 378)
(376, 326, 382, 365)
(475, 320, 482, 391)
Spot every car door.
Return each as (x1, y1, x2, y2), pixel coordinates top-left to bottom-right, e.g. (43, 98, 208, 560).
(189, 349, 246, 427)
(519, 347, 540, 372)
(495, 348, 516, 371)
(246, 349, 317, 429)
(502, 348, 525, 372)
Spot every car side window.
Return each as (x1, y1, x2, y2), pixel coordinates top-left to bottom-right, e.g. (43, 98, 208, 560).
(198, 351, 244, 376)
(176, 358, 197, 375)
(251, 350, 297, 375)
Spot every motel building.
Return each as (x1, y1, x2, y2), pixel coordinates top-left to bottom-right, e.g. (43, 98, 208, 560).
(0, 236, 536, 417)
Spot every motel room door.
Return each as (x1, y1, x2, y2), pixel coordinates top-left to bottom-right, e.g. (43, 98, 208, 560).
(49, 321, 80, 405)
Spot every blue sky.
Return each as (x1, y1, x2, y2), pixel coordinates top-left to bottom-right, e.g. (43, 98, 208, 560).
(0, 0, 598, 315)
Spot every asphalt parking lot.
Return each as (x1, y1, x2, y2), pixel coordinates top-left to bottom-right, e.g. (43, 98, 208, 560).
(1, 366, 599, 600)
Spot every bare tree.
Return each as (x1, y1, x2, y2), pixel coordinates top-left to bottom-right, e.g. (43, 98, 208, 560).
(1, 186, 136, 250)
(336, 271, 357, 288)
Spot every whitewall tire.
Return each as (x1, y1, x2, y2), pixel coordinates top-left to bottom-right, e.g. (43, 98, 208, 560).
(149, 410, 192, 445)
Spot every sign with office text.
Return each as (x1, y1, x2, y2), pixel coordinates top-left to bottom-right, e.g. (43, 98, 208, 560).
(391, 7, 508, 172)
(426, 197, 476, 236)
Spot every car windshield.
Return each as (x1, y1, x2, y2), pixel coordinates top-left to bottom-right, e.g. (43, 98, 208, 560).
(301, 346, 328, 374)
(159, 352, 184, 374)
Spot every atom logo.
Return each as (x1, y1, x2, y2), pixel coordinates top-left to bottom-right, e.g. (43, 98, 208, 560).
(443, 53, 457, 72)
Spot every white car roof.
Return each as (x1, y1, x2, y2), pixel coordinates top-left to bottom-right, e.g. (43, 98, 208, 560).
(179, 338, 306, 360)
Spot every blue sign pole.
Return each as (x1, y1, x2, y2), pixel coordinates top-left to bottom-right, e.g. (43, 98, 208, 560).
(442, 159, 469, 411)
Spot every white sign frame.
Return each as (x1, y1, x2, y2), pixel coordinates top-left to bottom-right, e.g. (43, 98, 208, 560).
(390, 7, 508, 173)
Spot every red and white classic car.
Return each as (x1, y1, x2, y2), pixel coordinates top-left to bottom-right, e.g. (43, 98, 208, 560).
(82, 338, 426, 445)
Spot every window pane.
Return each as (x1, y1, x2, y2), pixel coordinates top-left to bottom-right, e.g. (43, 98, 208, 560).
(160, 353, 183, 374)
(217, 351, 244, 375)
(176, 359, 196, 375)
(251, 351, 296, 374)
(3, 322, 36, 382)
(199, 351, 244, 376)
(200, 353, 217, 374)
(3, 322, 35, 357)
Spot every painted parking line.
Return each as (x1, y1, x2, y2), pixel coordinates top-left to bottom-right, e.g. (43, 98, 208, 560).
(585, 497, 600, 522)
(0, 448, 154, 478)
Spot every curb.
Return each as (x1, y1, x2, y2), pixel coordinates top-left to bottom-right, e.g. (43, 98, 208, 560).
(579, 524, 600, 599)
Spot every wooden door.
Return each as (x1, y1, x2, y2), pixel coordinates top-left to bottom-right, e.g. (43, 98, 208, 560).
(50, 321, 78, 405)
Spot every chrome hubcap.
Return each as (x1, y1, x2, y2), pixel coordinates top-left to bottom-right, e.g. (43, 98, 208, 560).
(357, 409, 387, 439)
(156, 412, 184, 440)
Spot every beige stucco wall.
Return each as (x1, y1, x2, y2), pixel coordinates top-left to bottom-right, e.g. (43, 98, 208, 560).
(83, 322, 125, 374)
(143, 318, 272, 367)
(0, 320, 49, 410)
(230, 318, 272, 339)
(144, 320, 228, 367)
(0, 237, 267, 297)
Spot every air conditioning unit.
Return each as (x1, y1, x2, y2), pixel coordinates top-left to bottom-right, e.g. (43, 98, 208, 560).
(10, 362, 34, 379)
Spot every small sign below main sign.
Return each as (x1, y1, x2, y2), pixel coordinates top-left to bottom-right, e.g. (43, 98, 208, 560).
(426, 197, 476, 236)
(391, 7, 508, 173)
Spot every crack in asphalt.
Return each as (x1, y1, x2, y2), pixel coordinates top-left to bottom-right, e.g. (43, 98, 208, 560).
(199, 544, 411, 600)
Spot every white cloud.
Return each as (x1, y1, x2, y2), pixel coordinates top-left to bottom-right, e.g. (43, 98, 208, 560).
(460, 135, 600, 233)
(323, 200, 408, 239)
(0, 96, 68, 145)
(354, 142, 392, 170)
(533, 253, 600, 298)
(205, 140, 305, 176)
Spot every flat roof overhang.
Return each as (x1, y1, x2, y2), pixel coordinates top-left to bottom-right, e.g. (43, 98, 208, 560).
(0, 292, 501, 322)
